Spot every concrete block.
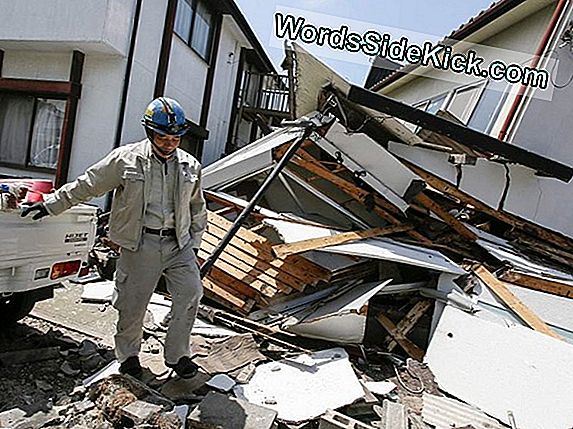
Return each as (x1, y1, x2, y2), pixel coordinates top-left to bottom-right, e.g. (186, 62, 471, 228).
(319, 409, 377, 429)
(121, 400, 163, 424)
(188, 391, 277, 429)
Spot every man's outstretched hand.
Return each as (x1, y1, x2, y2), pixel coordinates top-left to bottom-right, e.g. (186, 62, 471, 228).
(21, 203, 49, 220)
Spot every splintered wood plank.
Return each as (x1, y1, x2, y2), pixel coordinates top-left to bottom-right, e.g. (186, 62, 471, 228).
(402, 159, 573, 251)
(376, 312, 425, 361)
(200, 236, 292, 294)
(415, 192, 478, 242)
(202, 231, 301, 292)
(474, 265, 563, 340)
(202, 277, 254, 314)
(500, 270, 573, 299)
(207, 213, 330, 284)
(206, 222, 322, 289)
(272, 224, 413, 258)
(385, 299, 433, 352)
(198, 249, 281, 298)
(287, 152, 431, 244)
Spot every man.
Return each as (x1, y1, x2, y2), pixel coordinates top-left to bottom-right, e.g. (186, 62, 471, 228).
(22, 97, 207, 379)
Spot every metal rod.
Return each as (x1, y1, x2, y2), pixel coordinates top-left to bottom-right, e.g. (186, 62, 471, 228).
(200, 125, 315, 278)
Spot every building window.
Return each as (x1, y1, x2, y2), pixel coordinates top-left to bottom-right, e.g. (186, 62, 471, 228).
(174, 0, 215, 62)
(466, 82, 509, 134)
(0, 93, 66, 170)
(444, 83, 485, 124)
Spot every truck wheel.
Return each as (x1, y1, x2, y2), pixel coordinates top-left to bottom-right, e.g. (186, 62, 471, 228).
(0, 292, 36, 325)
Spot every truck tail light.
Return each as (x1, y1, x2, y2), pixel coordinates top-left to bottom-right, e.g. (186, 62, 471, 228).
(78, 266, 91, 277)
(50, 260, 81, 280)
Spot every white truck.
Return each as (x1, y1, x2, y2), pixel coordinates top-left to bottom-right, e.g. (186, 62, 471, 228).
(0, 188, 98, 324)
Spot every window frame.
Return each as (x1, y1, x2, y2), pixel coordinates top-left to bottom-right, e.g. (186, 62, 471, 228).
(174, 0, 216, 63)
(0, 91, 68, 173)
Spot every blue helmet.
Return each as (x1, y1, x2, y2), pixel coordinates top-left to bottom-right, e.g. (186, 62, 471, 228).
(142, 97, 189, 136)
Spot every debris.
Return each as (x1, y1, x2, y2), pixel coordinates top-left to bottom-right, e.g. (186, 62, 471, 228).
(425, 306, 573, 429)
(0, 346, 60, 366)
(121, 399, 163, 425)
(193, 334, 265, 374)
(376, 312, 425, 361)
(187, 391, 277, 429)
(234, 363, 256, 384)
(34, 379, 53, 392)
(272, 224, 414, 258)
(278, 280, 392, 343)
(375, 399, 407, 429)
(160, 372, 210, 402)
(234, 348, 365, 423)
(206, 374, 236, 392)
(88, 374, 176, 427)
(81, 281, 114, 303)
(319, 409, 376, 429)
(60, 361, 81, 376)
(473, 265, 563, 339)
(0, 408, 27, 428)
(362, 381, 397, 396)
(421, 392, 503, 429)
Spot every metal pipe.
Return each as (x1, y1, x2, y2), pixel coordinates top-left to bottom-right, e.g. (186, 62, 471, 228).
(200, 125, 316, 278)
(497, 0, 569, 141)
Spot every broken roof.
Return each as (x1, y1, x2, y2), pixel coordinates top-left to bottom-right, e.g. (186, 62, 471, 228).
(369, 0, 554, 91)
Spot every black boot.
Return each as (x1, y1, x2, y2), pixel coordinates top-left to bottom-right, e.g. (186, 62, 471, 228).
(166, 356, 199, 379)
(119, 356, 143, 378)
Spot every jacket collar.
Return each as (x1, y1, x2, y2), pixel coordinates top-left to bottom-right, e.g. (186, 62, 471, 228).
(134, 139, 188, 165)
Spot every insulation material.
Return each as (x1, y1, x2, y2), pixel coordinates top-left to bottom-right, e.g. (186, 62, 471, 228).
(234, 348, 365, 423)
(425, 305, 573, 429)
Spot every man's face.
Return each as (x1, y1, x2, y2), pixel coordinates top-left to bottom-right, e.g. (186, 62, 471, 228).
(152, 133, 181, 158)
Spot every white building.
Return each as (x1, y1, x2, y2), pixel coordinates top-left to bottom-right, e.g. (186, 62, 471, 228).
(366, 0, 573, 238)
(0, 0, 281, 193)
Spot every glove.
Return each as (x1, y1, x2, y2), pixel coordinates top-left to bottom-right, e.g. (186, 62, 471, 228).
(21, 203, 50, 220)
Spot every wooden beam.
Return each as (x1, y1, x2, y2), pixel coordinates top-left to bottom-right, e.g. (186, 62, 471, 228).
(376, 312, 425, 361)
(208, 212, 331, 283)
(202, 277, 254, 314)
(203, 231, 302, 292)
(402, 159, 573, 251)
(500, 270, 573, 299)
(200, 235, 292, 294)
(55, 50, 84, 187)
(415, 192, 478, 241)
(286, 152, 431, 244)
(385, 299, 433, 352)
(0, 77, 79, 97)
(474, 265, 563, 339)
(272, 224, 413, 258)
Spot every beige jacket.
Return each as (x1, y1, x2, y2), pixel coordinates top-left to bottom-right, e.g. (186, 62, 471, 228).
(44, 139, 207, 252)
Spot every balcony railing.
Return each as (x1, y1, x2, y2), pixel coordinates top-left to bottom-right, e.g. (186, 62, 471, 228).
(239, 72, 291, 117)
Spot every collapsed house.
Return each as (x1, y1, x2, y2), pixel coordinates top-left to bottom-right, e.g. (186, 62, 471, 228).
(182, 42, 573, 428)
(6, 41, 573, 429)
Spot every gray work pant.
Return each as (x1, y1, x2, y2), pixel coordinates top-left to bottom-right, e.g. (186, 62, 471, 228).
(112, 232, 203, 365)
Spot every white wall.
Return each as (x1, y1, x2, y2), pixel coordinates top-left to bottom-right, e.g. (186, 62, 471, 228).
(201, 16, 248, 165)
(0, 0, 132, 55)
(165, 37, 208, 125)
(120, 0, 168, 146)
(383, 5, 554, 110)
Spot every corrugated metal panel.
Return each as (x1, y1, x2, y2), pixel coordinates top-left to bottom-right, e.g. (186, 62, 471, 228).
(422, 393, 505, 429)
